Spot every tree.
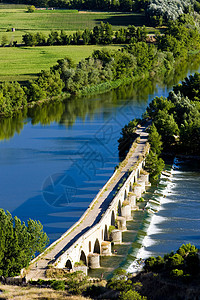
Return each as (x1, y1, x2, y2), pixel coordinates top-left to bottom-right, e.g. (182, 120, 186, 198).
(0, 209, 49, 277)
(146, 96, 175, 119)
(154, 111, 179, 147)
(47, 31, 60, 46)
(22, 33, 37, 46)
(118, 119, 139, 158)
(148, 123, 163, 155)
(82, 29, 91, 45)
(1, 35, 8, 47)
(35, 32, 46, 45)
(26, 81, 46, 102)
(120, 289, 147, 300)
(36, 70, 64, 98)
(0, 81, 27, 111)
(27, 5, 36, 13)
(145, 150, 165, 182)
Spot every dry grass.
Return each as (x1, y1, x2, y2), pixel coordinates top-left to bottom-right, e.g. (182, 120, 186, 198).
(0, 284, 89, 300)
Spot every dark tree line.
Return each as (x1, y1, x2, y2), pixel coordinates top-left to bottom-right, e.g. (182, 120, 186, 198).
(2, 0, 148, 12)
(21, 23, 147, 47)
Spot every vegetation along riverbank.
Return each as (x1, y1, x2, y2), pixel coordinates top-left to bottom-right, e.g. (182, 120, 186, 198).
(1, 5, 200, 116)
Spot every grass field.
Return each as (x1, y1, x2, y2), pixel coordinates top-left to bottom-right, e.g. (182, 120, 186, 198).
(0, 44, 122, 81)
(0, 5, 153, 82)
(0, 284, 88, 299)
(0, 7, 149, 44)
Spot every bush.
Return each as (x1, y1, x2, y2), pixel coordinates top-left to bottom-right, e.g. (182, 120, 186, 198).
(167, 253, 184, 269)
(144, 256, 157, 271)
(138, 197, 144, 202)
(27, 5, 36, 13)
(109, 225, 116, 234)
(170, 269, 184, 277)
(51, 280, 65, 291)
(120, 289, 147, 300)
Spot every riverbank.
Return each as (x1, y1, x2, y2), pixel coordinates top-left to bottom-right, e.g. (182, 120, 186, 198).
(2, 12, 200, 117)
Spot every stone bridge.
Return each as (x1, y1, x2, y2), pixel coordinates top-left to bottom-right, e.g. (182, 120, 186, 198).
(25, 123, 150, 280)
(55, 152, 150, 271)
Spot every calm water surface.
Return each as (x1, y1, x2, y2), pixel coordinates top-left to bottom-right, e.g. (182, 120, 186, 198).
(0, 58, 200, 253)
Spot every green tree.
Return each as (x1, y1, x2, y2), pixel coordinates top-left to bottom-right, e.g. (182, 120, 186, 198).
(27, 5, 36, 13)
(1, 34, 8, 47)
(118, 119, 139, 158)
(22, 33, 37, 46)
(148, 123, 163, 155)
(0, 209, 49, 277)
(0, 81, 27, 111)
(35, 32, 46, 46)
(47, 31, 60, 46)
(154, 111, 179, 147)
(120, 289, 147, 300)
(82, 29, 91, 45)
(145, 150, 165, 182)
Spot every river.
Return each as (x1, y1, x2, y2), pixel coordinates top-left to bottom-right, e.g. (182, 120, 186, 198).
(0, 57, 200, 277)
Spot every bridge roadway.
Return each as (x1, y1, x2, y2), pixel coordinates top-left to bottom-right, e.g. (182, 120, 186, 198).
(25, 123, 149, 280)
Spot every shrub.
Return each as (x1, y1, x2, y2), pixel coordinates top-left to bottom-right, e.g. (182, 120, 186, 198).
(51, 280, 65, 291)
(27, 5, 36, 13)
(144, 256, 157, 271)
(109, 225, 116, 234)
(170, 269, 184, 277)
(120, 289, 147, 300)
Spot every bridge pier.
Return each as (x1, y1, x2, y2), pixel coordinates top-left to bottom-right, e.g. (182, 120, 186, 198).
(101, 241, 112, 256)
(134, 185, 142, 199)
(110, 229, 122, 244)
(116, 216, 127, 231)
(140, 173, 150, 186)
(137, 179, 146, 193)
(121, 204, 132, 221)
(128, 192, 137, 209)
(88, 253, 100, 269)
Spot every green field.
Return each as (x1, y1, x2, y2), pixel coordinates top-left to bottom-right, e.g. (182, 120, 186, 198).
(0, 8, 149, 44)
(0, 44, 122, 81)
(0, 5, 151, 82)
(0, 9, 146, 31)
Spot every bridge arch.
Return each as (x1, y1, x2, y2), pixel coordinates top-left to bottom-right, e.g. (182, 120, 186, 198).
(104, 225, 109, 241)
(118, 200, 122, 216)
(89, 241, 92, 252)
(111, 210, 115, 226)
(124, 189, 127, 200)
(93, 238, 100, 254)
(65, 259, 72, 270)
(80, 250, 87, 265)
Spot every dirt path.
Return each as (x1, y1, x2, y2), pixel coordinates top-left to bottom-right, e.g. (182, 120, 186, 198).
(25, 124, 149, 281)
